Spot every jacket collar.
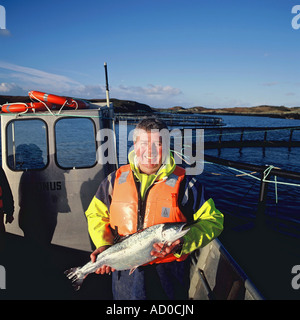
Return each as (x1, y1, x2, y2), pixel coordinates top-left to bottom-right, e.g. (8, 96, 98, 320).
(128, 150, 176, 182)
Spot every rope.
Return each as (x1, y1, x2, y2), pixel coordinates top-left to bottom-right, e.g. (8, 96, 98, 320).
(204, 160, 300, 188)
(203, 160, 300, 212)
(57, 100, 69, 114)
(263, 165, 279, 204)
(29, 91, 55, 116)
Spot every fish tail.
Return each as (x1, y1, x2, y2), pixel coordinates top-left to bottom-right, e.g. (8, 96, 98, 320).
(64, 267, 86, 291)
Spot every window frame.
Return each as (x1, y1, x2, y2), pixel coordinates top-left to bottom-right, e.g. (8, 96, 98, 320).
(54, 116, 98, 170)
(5, 118, 49, 172)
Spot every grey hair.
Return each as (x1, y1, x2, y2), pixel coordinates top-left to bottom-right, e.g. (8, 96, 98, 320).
(132, 117, 169, 142)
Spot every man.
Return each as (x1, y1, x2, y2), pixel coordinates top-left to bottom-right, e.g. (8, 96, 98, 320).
(85, 117, 224, 299)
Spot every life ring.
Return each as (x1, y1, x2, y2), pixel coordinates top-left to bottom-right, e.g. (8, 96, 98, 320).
(1, 103, 29, 113)
(1, 102, 55, 113)
(1, 91, 89, 113)
(68, 98, 90, 109)
(29, 90, 89, 109)
(27, 102, 58, 111)
(28, 90, 73, 106)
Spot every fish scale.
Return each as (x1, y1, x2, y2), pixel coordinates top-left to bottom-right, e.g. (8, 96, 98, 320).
(65, 222, 189, 291)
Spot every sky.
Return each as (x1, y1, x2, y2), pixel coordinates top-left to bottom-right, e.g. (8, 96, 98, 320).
(0, 0, 300, 108)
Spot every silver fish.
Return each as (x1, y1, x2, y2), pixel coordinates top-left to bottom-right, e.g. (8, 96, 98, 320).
(64, 222, 189, 291)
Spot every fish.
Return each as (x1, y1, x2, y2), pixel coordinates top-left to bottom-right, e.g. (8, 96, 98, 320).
(64, 222, 189, 291)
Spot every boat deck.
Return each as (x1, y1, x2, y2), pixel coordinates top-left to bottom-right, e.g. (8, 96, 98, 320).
(0, 233, 113, 300)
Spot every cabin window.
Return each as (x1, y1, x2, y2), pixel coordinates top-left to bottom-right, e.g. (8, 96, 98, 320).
(55, 117, 97, 169)
(6, 119, 48, 171)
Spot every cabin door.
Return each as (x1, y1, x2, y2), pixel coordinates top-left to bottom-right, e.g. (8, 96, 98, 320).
(1, 109, 116, 251)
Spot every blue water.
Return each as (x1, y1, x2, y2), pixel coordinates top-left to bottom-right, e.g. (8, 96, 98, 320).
(208, 114, 300, 128)
(198, 115, 300, 237)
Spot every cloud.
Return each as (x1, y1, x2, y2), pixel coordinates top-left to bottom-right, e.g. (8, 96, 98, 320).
(0, 61, 183, 107)
(0, 82, 27, 95)
(113, 84, 183, 107)
(0, 29, 11, 37)
(65, 84, 106, 99)
(118, 84, 182, 97)
(0, 61, 82, 94)
(262, 82, 279, 87)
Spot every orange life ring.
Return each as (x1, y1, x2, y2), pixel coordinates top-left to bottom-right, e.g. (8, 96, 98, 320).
(1, 103, 28, 113)
(28, 90, 73, 106)
(27, 102, 58, 111)
(28, 90, 89, 109)
(2, 91, 89, 113)
(1, 102, 55, 113)
(68, 98, 90, 109)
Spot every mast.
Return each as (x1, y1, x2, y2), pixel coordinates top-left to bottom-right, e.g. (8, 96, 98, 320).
(104, 62, 118, 168)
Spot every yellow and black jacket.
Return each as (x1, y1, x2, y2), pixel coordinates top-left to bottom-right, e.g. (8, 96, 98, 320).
(85, 151, 224, 260)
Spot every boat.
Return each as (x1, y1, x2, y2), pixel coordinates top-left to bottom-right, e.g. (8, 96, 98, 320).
(0, 68, 264, 300)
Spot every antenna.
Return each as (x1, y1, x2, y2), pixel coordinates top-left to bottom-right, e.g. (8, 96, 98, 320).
(104, 62, 118, 168)
(104, 62, 110, 108)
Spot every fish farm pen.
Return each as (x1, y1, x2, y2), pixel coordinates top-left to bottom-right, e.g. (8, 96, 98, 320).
(114, 112, 224, 127)
(204, 126, 300, 149)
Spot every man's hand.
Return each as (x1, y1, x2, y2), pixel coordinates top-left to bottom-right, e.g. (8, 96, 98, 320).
(150, 238, 183, 258)
(90, 245, 116, 275)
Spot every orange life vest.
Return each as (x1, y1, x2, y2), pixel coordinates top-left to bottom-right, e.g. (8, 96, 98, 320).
(110, 164, 188, 264)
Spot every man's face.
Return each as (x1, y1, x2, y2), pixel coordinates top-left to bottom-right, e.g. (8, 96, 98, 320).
(134, 129, 163, 175)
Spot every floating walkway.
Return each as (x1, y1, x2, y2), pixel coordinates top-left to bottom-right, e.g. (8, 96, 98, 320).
(115, 112, 224, 127)
(204, 126, 300, 149)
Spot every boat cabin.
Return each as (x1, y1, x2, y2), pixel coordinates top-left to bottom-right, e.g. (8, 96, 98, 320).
(1, 103, 116, 251)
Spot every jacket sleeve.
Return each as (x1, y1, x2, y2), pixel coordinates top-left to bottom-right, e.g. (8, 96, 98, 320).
(85, 172, 115, 248)
(175, 176, 224, 257)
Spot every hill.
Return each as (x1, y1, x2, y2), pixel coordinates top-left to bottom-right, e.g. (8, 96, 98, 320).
(154, 105, 300, 119)
(88, 98, 153, 113)
(1, 95, 300, 119)
(0, 95, 153, 114)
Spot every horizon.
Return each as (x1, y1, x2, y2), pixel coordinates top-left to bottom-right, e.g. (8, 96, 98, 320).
(1, 92, 300, 110)
(1, 1, 300, 109)
(0, 92, 300, 110)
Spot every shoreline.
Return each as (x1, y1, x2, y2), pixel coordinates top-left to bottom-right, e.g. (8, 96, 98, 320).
(1, 95, 300, 120)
